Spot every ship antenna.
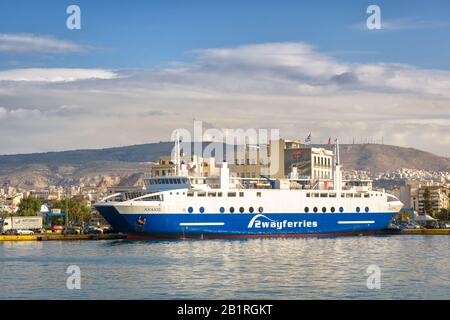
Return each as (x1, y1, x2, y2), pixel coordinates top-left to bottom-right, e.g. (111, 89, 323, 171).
(174, 131, 180, 176)
(333, 138, 342, 190)
(336, 138, 340, 165)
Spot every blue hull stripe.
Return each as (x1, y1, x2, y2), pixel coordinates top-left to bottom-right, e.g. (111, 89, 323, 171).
(96, 205, 397, 237)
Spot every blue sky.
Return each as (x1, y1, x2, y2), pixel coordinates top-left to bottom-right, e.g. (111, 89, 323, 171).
(0, 1, 449, 157)
(1, 0, 450, 70)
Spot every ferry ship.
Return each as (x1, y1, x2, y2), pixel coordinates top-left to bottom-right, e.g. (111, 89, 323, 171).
(94, 140, 403, 239)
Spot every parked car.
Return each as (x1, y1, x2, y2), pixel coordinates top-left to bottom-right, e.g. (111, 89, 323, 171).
(16, 229, 34, 235)
(62, 228, 80, 235)
(102, 227, 115, 234)
(404, 224, 421, 229)
(86, 227, 103, 234)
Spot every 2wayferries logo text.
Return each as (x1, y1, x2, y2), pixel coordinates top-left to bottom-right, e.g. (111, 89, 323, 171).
(247, 214, 318, 230)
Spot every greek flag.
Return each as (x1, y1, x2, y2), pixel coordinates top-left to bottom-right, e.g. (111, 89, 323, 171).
(304, 133, 311, 144)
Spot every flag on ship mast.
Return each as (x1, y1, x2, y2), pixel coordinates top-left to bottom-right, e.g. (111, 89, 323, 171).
(304, 132, 311, 144)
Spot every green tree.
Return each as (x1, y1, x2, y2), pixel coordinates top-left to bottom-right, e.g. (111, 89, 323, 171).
(423, 188, 433, 215)
(0, 210, 10, 218)
(435, 208, 449, 222)
(52, 198, 92, 226)
(17, 197, 42, 216)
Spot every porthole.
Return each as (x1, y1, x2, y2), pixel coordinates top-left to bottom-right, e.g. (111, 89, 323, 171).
(258, 207, 264, 213)
(339, 207, 344, 213)
(230, 207, 235, 213)
(239, 207, 245, 213)
(322, 207, 326, 213)
(188, 207, 193, 213)
(356, 207, 361, 213)
(313, 207, 318, 213)
(304, 207, 309, 213)
(199, 207, 205, 213)
(331, 207, 335, 213)
(219, 207, 225, 213)
(249, 207, 254, 213)
(365, 207, 369, 213)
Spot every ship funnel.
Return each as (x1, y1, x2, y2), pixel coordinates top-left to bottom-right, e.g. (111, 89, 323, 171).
(220, 161, 230, 190)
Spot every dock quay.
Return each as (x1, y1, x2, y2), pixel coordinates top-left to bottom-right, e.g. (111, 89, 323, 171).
(382, 229, 450, 235)
(0, 233, 126, 241)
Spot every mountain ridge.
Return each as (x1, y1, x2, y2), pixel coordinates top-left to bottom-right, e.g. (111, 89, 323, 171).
(0, 142, 448, 189)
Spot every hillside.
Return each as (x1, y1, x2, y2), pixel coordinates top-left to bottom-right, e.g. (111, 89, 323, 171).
(0, 142, 449, 189)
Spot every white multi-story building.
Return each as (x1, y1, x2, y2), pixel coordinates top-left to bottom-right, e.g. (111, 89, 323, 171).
(418, 185, 448, 214)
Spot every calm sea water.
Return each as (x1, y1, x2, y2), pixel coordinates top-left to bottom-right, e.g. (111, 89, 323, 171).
(0, 235, 449, 300)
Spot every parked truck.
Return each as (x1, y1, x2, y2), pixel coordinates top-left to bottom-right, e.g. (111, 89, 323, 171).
(0, 216, 43, 235)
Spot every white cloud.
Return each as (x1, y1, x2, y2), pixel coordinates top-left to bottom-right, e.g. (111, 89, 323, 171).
(0, 68, 118, 82)
(0, 33, 86, 53)
(0, 42, 449, 157)
(0, 106, 41, 120)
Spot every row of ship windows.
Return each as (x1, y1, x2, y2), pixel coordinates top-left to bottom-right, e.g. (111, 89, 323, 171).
(305, 206, 370, 213)
(186, 192, 374, 198)
(187, 206, 370, 213)
(307, 193, 374, 198)
(148, 178, 189, 185)
(187, 191, 261, 197)
(188, 206, 264, 214)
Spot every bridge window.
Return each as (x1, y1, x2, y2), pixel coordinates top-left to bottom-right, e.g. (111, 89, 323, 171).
(306, 193, 311, 197)
(346, 194, 353, 198)
(239, 192, 244, 197)
(329, 193, 336, 198)
(364, 194, 370, 198)
(140, 194, 163, 201)
(256, 192, 261, 197)
(197, 192, 206, 197)
(387, 195, 398, 202)
(355, 193, 362, 198)
(187, 192, 194, 197)
(320, 193, 328, 198)
(228, 192, 236, 197)
(208, 192, 216, 197)
(218, 192, 223, 197)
